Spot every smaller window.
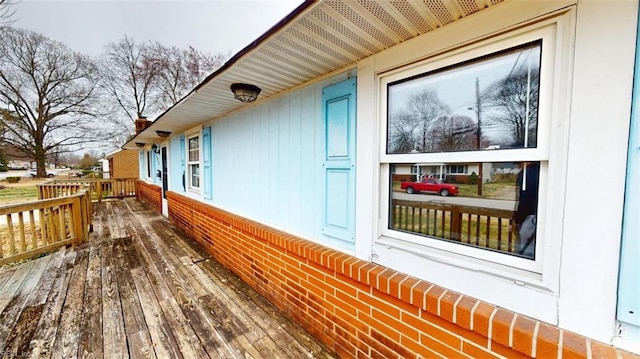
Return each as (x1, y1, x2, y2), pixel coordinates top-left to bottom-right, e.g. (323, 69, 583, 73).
(187, 135, 200, 189)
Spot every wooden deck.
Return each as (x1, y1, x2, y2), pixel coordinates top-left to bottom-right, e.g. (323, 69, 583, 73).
(0, 198, 336, 359)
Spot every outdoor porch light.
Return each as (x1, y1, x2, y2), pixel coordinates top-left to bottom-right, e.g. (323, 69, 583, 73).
(135, 142, 145, 148)
(156, 130, 171, 138)
(230, 83, 261, 103)
(151, 144, 160, 154)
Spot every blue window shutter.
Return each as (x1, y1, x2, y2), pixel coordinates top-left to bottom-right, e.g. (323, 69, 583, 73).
(203, 126, 213, 200)
(617, 12, 640, 327)
(321, 78, 356, 243)
(180, 135, 186, 192)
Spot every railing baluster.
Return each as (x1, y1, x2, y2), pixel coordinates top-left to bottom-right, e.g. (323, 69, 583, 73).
(6, 214, 15, 255)
(29, 211, 37, 249)
(18, 212, 26, 253)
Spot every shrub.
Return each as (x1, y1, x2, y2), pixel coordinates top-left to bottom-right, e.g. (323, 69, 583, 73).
(5, 177, 21, 183)
(468, 171, 478, 185)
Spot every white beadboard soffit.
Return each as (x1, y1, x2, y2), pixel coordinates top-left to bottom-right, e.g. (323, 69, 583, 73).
(125, 0, 505, 148)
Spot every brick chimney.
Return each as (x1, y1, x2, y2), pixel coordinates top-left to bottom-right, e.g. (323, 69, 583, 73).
(135, 117, 151, 134)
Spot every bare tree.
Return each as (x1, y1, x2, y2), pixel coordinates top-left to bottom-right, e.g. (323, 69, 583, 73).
(150, 43, 226, 105)
(100, 36, 227, 145)
(427, 115, 477, 152)
(0, 27, 103, 177)
(0, 0, 17, 26)
(100, 36, 158, 126)
(387, 110, 417, 153)
(483, 64, 540, 148)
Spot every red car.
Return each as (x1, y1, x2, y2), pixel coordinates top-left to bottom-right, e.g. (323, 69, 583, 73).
(400, 177, 458, 196)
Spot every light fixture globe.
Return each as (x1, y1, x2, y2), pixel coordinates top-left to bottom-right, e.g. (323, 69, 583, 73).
(230, 83, 261, 103)
(156, 130, 171, 138)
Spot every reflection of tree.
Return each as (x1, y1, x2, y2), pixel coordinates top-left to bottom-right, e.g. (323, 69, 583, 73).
(483, 64, 539, 147)
(388, 88, 450, 153)
(428, 115, 476, 152)
(388, 111, 417, 153)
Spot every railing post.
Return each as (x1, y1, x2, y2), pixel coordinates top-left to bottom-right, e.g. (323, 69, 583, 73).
(71, 195, 83, 244)
(96, 180, 103, 202)
(451, 205, 462, 241)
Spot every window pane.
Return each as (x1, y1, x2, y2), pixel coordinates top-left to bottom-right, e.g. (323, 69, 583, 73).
(387, 41, 541, 154)
(190, 164, 200, 188)
(389, 161, 540, 259)
(189, 136, 199, 162)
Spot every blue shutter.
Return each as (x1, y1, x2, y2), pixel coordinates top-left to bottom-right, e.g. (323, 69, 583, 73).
(180, 135, 186, 192)
(151, 146, 157, 183)
(202, 126, 212, 200)
(617, 12, 640, 326)
(321, 78, 356, 243)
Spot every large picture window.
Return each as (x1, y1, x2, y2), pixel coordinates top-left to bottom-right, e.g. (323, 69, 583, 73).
(381, 39, 548, 270)
(188, 135, 200, 189)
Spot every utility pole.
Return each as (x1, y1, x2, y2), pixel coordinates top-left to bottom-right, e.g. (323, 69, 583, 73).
(475, 77, 483, 196)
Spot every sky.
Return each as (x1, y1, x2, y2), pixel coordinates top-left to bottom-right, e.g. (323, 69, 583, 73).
(11, 0, 303, 57)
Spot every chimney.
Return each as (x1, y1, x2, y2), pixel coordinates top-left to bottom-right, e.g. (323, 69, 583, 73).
(135, 117, 151, 134)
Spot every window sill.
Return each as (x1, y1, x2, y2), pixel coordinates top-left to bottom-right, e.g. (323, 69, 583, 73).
(373, 235, 558, 323)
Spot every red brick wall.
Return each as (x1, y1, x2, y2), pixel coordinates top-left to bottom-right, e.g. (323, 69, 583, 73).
(137, 180, 162, 213)
(166, 191, 636, 359)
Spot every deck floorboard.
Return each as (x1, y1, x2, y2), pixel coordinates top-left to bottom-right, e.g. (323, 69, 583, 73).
(0, 198, 336, 359)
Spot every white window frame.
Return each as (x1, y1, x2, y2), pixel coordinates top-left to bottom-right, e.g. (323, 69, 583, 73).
(370, 14, 573, 310)
(446, 165, 467, 174)
(187, 133, 201, 191)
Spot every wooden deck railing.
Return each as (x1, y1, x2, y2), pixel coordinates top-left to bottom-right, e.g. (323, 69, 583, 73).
(391, 199, 517, 253)
(0, 190, 92, 266)
(38, 178, 137, 202)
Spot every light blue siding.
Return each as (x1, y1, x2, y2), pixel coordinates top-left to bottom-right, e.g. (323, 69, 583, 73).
(168, 135, 184, 193)
(617, 11, 640, 326)
(203, 126, 213, 200)
(321, 78, 356, 244)
(151, 147, 158, 184)
(210, 73, 354, 250)
(138, 150, 144, 179)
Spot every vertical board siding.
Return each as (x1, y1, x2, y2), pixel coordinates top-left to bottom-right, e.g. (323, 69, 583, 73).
(202, 126, 213, 200)
(210, 76, 349, 247)
(168, 135, 184, 194)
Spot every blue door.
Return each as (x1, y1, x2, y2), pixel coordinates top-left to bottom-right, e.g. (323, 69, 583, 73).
(321, 78, 356, 244)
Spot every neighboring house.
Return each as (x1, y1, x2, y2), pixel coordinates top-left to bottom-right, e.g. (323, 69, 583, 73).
(125, 1, 640, 357)
(106, 149, 139, 179)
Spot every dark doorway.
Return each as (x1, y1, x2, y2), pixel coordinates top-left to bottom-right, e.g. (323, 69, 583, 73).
(161, 146, 168, 199)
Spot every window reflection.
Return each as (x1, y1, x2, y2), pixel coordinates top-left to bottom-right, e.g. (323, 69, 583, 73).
(387, 41, 541, 154)
(389, 161, 539, 259)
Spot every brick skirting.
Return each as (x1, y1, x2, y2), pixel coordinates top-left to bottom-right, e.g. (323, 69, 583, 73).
(165, 191, 636, 359)
(136, 180, 162, 213)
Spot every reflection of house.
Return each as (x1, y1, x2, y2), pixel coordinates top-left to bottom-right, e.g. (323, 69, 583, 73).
(125, 1, 640, 358)
(395, 163, 491, 183)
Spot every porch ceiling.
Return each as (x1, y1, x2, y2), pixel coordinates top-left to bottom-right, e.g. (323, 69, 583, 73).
(124, 0, 506, 149)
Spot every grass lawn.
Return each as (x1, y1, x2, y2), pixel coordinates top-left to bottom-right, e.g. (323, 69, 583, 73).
(0, 179, 44, 205)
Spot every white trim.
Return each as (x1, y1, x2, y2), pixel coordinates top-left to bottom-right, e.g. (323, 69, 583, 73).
(354, 4, 579, 324)
(186, 133, 201, 192)
(378, 25, 556, 274)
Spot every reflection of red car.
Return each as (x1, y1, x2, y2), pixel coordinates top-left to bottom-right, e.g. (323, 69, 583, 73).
(400, 177, 458, 196)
